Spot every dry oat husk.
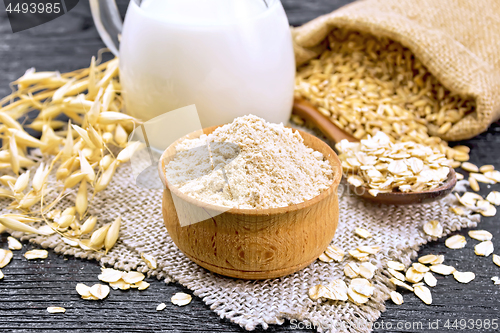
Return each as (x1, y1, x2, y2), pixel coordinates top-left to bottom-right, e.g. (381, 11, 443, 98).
(292, 0, 500, 140)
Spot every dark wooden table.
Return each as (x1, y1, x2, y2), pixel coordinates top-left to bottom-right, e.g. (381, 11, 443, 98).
(1, 1, 499, 332)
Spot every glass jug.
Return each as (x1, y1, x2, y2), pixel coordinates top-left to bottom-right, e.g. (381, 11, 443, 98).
(90, 0, 295, 149)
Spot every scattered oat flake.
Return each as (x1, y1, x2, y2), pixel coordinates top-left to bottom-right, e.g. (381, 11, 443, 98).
(122, 271, 145, 284)
(76, 283, 92, 298)
(141, 253, 157, 270)
(430, 264, 456, 275)
(109, 280, 131, 290)
(486, 191, 500, 206)
(412, 262, 430, 273)
(344, 262, 360, 278)
(0, 249, 13, 268)
(468, 230, 493, 241)
(423, 220, 442, 237)
(475, 241, 494, 257)
(308, 285, 324, 301)
(455, 192, 481, 208)
(156, 303, 166, 311)
(62, 238, 79, 247)
(445, 235, 467, 249)
(318, 253, 333, 263)
(492, 276, 500, 285)
(98, 268, 124, 283)
(348, 249, 370, 261)
(7, 236, 22, 250)
(133, 281, 150, 290)
(469, 176, 480, 192)
(357, 245, 381, 254)
(453, 271, 475, 284)
(418, 254, 438, 264)
(493, 254, 500, 267)
(354, 228, 372, 239)
(359, 262, 377, 279)
(171, 292, 192, 306)
(430, 255, 445, 265)
(24, 249, 48, 260)
(89, 284, 110, 300)
(347, 287, 369, 305)
(461, 162, 479, 173)
(47, 307, 66, 313)
(390, 291, 403, 305)
(406, 267, 425, 283)
(470, 173, 495, 184)
(388, 268, 406, 282)
(450, 206, 466, 216)
(325, 279, 349, 301)
(414, 285, 432, 305)
(480, 204, 497, 217)
(37, 225, 56, 235)
(349, 278, 375, 297)
(480, 165, 495, 173)
(324, 245, 344, 262)
(387, 260, 405, 271)
(390, 278, 414, 291)
(424, 272, 437, 287)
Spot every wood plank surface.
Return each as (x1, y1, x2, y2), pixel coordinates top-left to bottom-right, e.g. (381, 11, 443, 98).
(1, 1, 499, 332)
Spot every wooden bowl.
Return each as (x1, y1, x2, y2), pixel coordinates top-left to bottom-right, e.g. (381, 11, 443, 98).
(158, 126, 343, 279)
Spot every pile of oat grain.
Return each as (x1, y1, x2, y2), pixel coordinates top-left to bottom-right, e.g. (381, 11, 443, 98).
(165, 115, 333, 209)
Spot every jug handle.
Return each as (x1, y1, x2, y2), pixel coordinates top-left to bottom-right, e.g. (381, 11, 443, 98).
(89, 0, 123, 56)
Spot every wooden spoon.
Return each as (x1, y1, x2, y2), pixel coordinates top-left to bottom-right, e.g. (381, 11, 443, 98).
(292, 98, 457, 205)
(292, 98, 358, 143)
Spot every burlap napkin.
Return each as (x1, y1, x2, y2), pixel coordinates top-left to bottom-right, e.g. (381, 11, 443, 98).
(6, 156, 479, 333)
(292, 0, 500, 141)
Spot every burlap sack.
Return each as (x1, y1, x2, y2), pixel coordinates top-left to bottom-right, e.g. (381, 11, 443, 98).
(292, 0, 500, 141)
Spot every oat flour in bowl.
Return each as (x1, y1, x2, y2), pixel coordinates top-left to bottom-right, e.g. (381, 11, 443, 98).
(165, 115, 334, 209)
